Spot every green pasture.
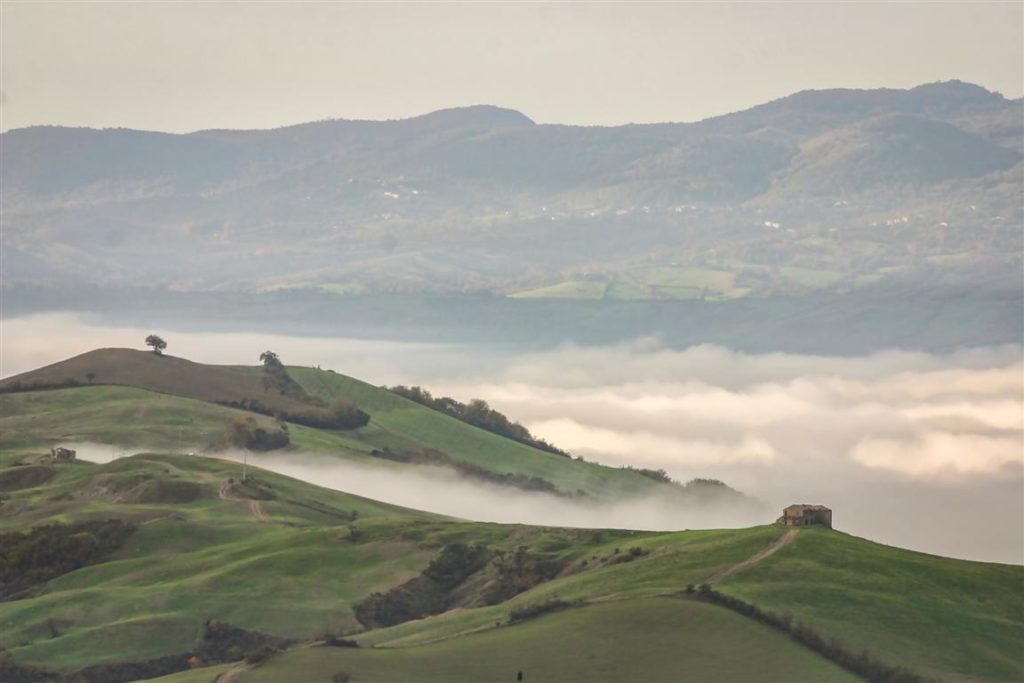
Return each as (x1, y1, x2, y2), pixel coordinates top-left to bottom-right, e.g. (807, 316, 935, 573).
(234, 599, 857, 683)
(722, 527, 1024, 681)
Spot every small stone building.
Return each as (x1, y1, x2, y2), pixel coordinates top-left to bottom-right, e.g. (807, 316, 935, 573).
(49, 447, 77, 463)
(779, 504, 832, 528)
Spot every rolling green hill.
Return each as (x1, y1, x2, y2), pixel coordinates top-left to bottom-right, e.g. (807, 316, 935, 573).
(0, 448, 1019, 683)
(1, 351, 1021, 682)
(222, 599, 860, 683)
(0, 348, 726, 502)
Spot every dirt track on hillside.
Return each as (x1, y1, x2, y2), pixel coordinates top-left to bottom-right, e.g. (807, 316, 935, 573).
(706, 529, 799, 583)
(218, 481, 268, 522)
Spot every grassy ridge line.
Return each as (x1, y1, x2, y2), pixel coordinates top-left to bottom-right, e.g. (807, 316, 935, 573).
(0, 451, 1020, 681)
(0, 348, 318, 419)
(2, 347, 667, 500)
(0, 385, 370, 462)
(0, 453, 442, 670)
(270, 521, 1024, 682)
(287, 366, 661, 499)
(0, 451, 780, 672)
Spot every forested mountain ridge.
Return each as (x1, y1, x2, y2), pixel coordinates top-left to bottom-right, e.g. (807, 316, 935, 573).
(3, 81, 1020, 296)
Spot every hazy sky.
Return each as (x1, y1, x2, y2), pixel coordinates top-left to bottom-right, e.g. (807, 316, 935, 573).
(1, 1, 1021, 133)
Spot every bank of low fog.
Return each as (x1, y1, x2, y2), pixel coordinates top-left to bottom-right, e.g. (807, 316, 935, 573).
(226, 452, 767, 530)
(14, 313, 1023, 563)
(426, 341, 1024, 564)
(71, 444, 766, 530)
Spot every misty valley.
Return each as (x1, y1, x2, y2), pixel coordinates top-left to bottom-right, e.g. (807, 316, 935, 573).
(1, 43, 1022, 683)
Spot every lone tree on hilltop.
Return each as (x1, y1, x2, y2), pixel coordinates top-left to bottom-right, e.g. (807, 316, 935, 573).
(259, 350, 282, 368)
(145, 334, 167, 355)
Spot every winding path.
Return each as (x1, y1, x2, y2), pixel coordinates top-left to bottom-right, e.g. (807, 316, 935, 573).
(218, 481, 268, 522)
(705, 529, 799, 583)
(249, 499, 267, 521)
(214, 664, 247, 683)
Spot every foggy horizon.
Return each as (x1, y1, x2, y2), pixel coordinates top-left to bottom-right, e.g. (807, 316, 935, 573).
(3, 78, 1018, 136)
(2, 2, 1021, 133)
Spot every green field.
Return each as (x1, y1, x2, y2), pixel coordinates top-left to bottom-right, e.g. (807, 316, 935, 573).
(779, 266, 847, 288)
(722, 528, 1024, 681)
(510, 280, 609, 299)
(0, 446, 1020, 681)
(230, 599, 858, 683)
(286, 366, 661, 498)
(512, 267, 756, 301)
(0, 349, 668, 501)
(1, 351, 1022, 682)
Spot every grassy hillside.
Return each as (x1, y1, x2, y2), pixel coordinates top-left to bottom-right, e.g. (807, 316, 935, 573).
(722, 528, 1024, 681)
(287, 366, 661, 498)
(228, 599, 859, 683)
(0, 447, 1019, 682)
(0, 453, 438, 672)
(1, 351, 1021, 681)
(0, 349, 688, 501)
(0, 348, 318, 418)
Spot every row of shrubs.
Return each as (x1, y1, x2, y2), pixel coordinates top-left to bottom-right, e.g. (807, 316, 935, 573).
(508, 599, 574, 623)
(618, 465, 674, 483)
(0, 620, 295, 683)
(385, 386, 570, 456)
(217, 397, 370, 431)
(0, 378, 86, 394)
(686, 584, 926, 683)
(228, 416, 291, 450)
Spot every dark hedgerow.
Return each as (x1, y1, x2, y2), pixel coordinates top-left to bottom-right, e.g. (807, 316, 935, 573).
(508, 599, 575, 623)
(0, 520, 136, 601)
(690, 584, 926, 683)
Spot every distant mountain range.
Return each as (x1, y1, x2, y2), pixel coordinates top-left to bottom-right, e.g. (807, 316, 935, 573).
(2, 80, 1021, 295)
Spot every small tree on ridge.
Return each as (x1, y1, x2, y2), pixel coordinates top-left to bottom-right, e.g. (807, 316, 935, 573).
(145, 334, 167, 355)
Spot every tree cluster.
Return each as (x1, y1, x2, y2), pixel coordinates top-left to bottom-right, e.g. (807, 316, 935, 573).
(259, 350, 310, 401)
(228, 416, 290, 451)
(218, 397, 369, 431)
(483, 545, 565, 605)
(354, 543, 494, 628)
(0, 520, 136, 600)
(193, 620, 294, 670)
(618, 465, 674, 484)
(386, 386, 569, 457)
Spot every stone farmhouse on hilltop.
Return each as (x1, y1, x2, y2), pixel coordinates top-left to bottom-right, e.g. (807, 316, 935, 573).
(779, 504, 832, 528)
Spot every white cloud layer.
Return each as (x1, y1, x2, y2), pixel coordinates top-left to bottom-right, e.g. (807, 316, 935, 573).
(421, 340, 1024, 563)
(5, 314, 1022, 563)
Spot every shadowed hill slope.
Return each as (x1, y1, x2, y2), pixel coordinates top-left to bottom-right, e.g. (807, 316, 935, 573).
(0, 348, 317, 417)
